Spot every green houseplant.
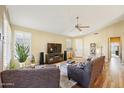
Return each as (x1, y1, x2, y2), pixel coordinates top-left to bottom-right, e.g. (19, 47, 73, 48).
(15, 43, 29, 67)
(9, 58, 17, 70)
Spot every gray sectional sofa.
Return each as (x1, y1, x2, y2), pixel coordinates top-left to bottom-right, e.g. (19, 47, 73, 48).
(0, 56, 105, 88)
(67, 56, 105, 88)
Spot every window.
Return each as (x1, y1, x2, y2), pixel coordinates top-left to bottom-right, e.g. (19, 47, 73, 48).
(66, 39, 72, 51)
(75, 39, 83, 57)
(14, 31, 32, 58)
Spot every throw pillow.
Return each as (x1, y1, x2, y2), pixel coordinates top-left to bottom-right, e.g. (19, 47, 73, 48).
(77, 62, 86, 69)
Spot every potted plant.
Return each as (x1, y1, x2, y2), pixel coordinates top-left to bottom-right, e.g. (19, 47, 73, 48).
(15, 43, 29, 68)
(30, 54, 35, 67)
(9, 58, 17, 70)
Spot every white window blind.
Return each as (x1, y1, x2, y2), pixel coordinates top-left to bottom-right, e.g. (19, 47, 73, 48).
(3, 13, 11, 69)
(66, 39, 72, 51)
(75, 39, 83, 57)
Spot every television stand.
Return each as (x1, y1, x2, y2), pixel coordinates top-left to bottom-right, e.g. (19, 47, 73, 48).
(45, 53, 64, 64)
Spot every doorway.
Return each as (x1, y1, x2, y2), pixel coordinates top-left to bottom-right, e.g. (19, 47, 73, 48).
(109, 37, 122, 61)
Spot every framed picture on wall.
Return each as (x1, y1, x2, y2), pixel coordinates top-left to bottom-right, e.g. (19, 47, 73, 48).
(90, 43, 96, 56)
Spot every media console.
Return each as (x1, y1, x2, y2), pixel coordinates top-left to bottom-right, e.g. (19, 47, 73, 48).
(45, 43, 64, 64)
(45, 53, 64, 64)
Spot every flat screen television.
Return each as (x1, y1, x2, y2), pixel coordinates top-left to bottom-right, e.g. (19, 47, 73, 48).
(47, 43, 62, 53)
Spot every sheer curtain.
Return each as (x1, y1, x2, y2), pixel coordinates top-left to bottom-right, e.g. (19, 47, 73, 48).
(3, 13, 11, 70)
(75, 39, 83, 57)
(66, 39, 73, 59)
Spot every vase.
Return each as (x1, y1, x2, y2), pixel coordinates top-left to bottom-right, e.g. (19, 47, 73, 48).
(19, 62, 25, 68)
(31, 63, 35, 68)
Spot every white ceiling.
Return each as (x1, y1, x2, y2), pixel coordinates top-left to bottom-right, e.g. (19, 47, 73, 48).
(7, 5, 124, 37)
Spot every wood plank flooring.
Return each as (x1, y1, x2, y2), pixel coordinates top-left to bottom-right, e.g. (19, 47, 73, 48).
(73, 56, 124, 88)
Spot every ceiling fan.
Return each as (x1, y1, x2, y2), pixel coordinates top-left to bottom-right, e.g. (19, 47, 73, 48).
(75, 16, 90, 31)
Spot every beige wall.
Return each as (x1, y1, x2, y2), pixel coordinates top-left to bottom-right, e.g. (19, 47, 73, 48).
(7, 19, 124, 64)
(73, 21, 124, 62)
(12, 25, 71, 63)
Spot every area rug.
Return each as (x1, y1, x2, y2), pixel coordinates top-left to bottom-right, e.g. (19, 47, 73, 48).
(57, 62, 77, 88)
(60, 75, 76, 88)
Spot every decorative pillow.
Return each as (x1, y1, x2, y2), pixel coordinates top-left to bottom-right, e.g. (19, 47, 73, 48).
(87, 57, 92, 61)
(67, 60, 75, 64)
(86, 55, 97, 62)
(77, 62, 86, 69)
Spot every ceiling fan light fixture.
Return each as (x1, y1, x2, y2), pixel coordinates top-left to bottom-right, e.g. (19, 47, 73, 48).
(75, 16, 90, 31)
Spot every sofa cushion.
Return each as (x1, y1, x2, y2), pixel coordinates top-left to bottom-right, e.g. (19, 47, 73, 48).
(77, 62, 86, 69)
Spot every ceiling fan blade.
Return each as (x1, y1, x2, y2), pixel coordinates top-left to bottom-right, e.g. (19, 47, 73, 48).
(77, 27, 82, 31)
(79, 26, 90, 28)
(69, 16, 90, 32)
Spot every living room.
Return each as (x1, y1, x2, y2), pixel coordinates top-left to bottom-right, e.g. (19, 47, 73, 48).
(0, 5, 124, 88)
